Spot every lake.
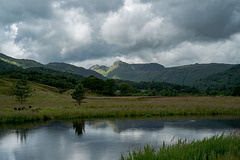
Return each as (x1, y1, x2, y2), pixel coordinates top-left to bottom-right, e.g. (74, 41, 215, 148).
(0, 118, 239, 160)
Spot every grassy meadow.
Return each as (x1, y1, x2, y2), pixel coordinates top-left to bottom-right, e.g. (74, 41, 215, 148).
(0, 78, 240, 123)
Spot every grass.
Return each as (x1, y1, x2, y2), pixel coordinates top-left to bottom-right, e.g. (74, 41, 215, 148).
(121, 133, 240, 160)
(0, 78, 240, 123)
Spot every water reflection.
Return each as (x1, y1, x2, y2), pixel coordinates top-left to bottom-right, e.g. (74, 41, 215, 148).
(0, 118, 239, 160)
(16, 129, 28, 142)
(73, 119, 85, 136)
(87, 118, 240, 133)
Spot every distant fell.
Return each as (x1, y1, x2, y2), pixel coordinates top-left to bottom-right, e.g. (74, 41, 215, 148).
(90, 61, 234, 85)
(0, 57, 23, 71)
(90, 64, 109, 76)
(1, 53, 237, 86)
(193, 64, 240, 94)
(0, 53, 43, 68)
(151, 63, 234, 85)
(46, 62, 104, 79)
(90, 60, 165, 81)
(0, 53, 104, 79)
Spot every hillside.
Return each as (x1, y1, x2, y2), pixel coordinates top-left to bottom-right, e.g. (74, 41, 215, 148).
(90, 61, 165, 81)
(90, 61, 233, 85)
(0, 69, 82, 91)
(0, 58, 23, 71)
(0, 54, 85, 90)
(0, 53, 43, 68)
(0, 78, 60, 96)
(192, 64, 240, 94)
(46, 62, 104, 79)
(90, 65, 109, 76)
(0, 53, 103, 78)
(150, 63, 233, 85)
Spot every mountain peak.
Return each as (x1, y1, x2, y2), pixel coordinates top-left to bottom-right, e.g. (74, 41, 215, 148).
(90, 64, 108, 71)
(113, 60, 128, 66)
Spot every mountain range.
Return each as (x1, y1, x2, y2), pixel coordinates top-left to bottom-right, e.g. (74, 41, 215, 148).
(0, 53, 104, 79)
(90, 60, 234, 85)
(0, 53, 239, 89)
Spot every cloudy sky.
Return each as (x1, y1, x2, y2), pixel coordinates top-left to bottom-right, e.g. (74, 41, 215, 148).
(1, 0, 240, 68)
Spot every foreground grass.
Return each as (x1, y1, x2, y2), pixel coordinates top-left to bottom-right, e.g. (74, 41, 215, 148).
(121, 133, 240, 160)
(0, 78, 240, 123)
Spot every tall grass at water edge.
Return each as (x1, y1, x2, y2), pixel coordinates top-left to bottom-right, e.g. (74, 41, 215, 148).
(121, 133, 240, 160)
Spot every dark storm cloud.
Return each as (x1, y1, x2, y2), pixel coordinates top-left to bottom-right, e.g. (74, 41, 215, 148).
(0, 0, 240, 68)
(141, 0, 240, 39)
(0, 0, 53, 25)
(60, 0, 123, 14)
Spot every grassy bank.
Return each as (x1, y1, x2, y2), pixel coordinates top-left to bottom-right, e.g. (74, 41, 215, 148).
(121, 133, 240, 160)
(0, 78, 240, 123)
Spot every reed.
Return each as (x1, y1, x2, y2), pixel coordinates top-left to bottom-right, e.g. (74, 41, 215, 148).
(121, 133, 240, 160)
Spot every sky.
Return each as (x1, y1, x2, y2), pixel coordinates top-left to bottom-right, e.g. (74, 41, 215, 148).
(0, 0, 240, 68)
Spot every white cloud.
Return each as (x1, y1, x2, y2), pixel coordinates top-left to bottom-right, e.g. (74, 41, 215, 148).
(0, 23, 28, 58)
(0, 1, 93, 62)
(54, 5, 93, 56)
(152, 33, 240, 67)
(0, 0, 240, 67)
(101, 0, 188, 51)
(100, 0, 155, 46)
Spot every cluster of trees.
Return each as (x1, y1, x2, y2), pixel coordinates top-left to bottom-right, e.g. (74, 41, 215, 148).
(194, 85, 239, 96)
(115, 80, 200, 96)
(232, 85, 240, 96)
(81, 76, 116, 96)
(72, 77, 201, 97)
(0, 69, 82, 92)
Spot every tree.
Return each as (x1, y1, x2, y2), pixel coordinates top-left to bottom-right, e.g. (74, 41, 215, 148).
(232, 85, 240, 96)
(71, 83, 85, 105)
(160, 89, 173, 96)
(103, 79, 116, 96)
(120, 83, 133, 96)
(81, 76, 105, 94)
(148, 88, 157, 96)
(12, 77, 32, 103)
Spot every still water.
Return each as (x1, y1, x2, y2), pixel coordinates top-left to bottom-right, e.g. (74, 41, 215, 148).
(0, 118, 239, 160)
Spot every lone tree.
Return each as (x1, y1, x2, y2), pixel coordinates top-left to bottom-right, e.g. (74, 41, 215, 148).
(71, 83, 85, 105)
(12, 77, 32, 103)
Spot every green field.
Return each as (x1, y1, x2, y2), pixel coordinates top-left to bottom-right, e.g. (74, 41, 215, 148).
(0, 78, 240, 123)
